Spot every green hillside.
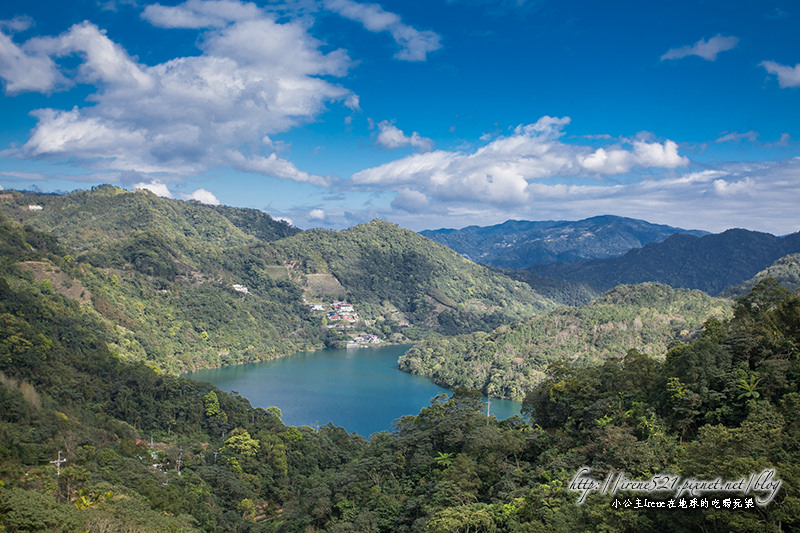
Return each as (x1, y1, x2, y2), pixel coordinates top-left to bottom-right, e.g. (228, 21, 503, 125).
(501, 268, 604, 307)
(719, 253, 800, 299)
(527, 228, 800, 295)
(275, 220, 553, 335)
(399, 283, 731, 400)
(2, 213, 798, 531)
(0, 187, 552, 374)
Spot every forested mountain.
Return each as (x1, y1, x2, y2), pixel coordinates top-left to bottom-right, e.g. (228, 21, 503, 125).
(720, 253, 800, 299)
(399, 283, 730, 400)
(3, 184, 297, 254)
(2, 210, 798, 531)
(500, 269, 604, 307)
(273, 221, 552, 335)
(420, 215, 707, 269)
(527, 228, 800, 295)
(0, 187, 552, 374)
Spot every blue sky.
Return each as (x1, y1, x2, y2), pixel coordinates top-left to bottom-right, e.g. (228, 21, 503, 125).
(1, 0, 799, 234)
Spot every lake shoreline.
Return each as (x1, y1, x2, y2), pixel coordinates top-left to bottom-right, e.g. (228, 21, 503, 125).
(183, 344, 522, 437)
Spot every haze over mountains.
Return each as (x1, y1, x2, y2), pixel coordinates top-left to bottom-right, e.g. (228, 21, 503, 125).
(527, 228, 800, 295)
(420, 215, 708, 269)
(422, 216, 800, 299)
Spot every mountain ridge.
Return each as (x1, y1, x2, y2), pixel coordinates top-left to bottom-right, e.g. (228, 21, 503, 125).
(398, 282, 730, 400)
(0, 186, 553, 374)
(420, 214, 708, 268)
(527, 228, 800, 295)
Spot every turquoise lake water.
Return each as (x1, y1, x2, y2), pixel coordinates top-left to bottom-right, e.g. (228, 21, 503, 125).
(184, 344, 522, 437)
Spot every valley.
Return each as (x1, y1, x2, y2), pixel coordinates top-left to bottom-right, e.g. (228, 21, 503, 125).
(1, 187, 799, 532)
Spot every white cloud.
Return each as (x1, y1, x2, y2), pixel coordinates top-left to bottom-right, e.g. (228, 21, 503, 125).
(323, 0, 441, 61)
(661, 34, 739, 61)
(761, 61, 800, 88)
(0, 16, 34, 32)
(0, 25, 62, 93)
(716, 131, 759, 143)
(3, 2, 355, 186)
(133, 181, 173, 197)
(27, 21, 153, 89)
(132, 182, 220, 204)
(391, 188, 429, 212)
(352, 116, 689, 206)
(182, 188, 221, 204)
(225, 151, 330, 187)
(375, 120, 433, 151)
(373, 159, 800, 236)
(774, 133, 792, 147)
(143, 0, 262, 28)
(309, 208, 326, 220)
(712, 177, 753, 196)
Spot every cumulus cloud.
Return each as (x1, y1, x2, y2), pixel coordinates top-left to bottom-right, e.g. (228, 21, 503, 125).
(309, 208, 326, 220)
(761, 61, 800, 88)
(132, 182, 221, 204)
(375, 120, 433, 151)
(2, 1, 355, 185)
(0, 23, 63, 93)
(323, 0, 441, 61)
(182, 188, 221, 204)
(661, 34, 739, 61)
(133, 181, 173, 197)
(352, 116, 689, 207)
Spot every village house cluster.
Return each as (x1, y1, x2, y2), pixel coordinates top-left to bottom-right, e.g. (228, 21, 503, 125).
(347, 334, 382, 348)
(304, 298, 384, 346)
(328, 301, 356, 323)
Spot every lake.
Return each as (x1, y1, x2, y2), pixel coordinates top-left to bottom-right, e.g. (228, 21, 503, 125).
(183, 344, 522, 437)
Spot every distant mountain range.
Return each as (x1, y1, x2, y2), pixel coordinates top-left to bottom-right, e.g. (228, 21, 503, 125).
(420, 215, 708, 269)
(527, 228, 800, 295)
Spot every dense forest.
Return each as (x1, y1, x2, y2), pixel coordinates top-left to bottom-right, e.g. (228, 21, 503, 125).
(0, 187, 552, 375)
(527, 228, 800, 295)
(721, 253, 800, 300)
(2, 188, 799, 532)
(1, 208, 799, 530)
(399, 283, 731, 400)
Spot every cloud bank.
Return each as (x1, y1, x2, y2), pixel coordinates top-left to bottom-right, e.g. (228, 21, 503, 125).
(352, 116, 690, 208)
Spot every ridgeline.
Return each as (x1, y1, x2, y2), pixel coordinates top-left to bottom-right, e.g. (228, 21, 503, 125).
(0, 186, 552, 375)
(1, 207, 798, 530)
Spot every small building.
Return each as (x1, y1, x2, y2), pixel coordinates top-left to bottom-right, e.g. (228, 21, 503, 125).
(28, 205, 43, 211)
(334, 302, 354, 313)
(232, 284, 249, 294)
